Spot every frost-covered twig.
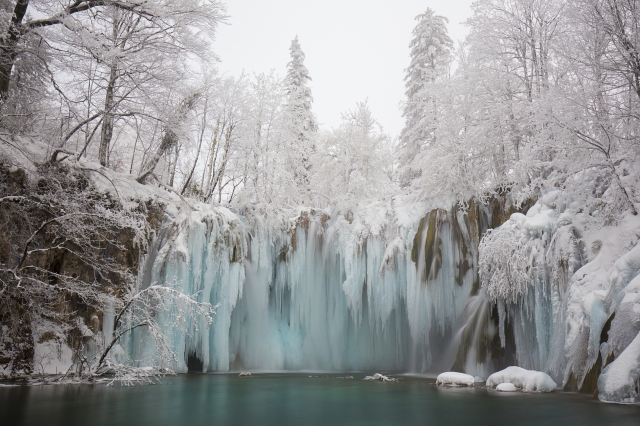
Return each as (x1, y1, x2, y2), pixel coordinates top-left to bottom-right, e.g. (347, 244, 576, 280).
(92, 284, 218, 383)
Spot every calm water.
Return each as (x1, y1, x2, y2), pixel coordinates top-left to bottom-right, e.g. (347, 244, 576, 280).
(1, 373, 639, 426)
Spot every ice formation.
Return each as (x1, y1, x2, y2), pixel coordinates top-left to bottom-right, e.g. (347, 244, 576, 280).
(436, 372, 475, 386)
(486, 367, 556, 392)
(119, 185, 640, 403)
(479, 190, 640, 403)
(124, 200, 492, 374)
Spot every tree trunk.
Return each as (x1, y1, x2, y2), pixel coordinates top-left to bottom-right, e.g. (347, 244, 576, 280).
(98, 20, 119, 167)
(136, 128, 178, 183)
(181, 101, 209, 195)
(137, 92, 199, 183)
(168, 141, 179, 188)
(0, 0, 30, 102)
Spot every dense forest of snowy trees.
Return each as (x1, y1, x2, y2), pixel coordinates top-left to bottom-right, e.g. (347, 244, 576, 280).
(1, 0, 637, 215)
(0, 0, 639, 401)
(400, 1, 639, 217)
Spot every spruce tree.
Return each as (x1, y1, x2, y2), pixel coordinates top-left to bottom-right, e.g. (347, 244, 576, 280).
(398, 8, 452, 187)
(284, 36, 317, 203)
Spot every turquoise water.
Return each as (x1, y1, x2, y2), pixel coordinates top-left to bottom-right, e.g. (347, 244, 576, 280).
(1, 373, 639, 426)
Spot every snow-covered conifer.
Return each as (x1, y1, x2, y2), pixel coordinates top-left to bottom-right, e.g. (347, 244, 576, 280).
(283, 36, 317, 204)
(398, 8, 453, 187)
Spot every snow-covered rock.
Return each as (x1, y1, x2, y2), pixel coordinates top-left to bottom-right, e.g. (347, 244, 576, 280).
(598, 331, 640, 403)
(436, 372, 475, 386)
(486, 367, 556, 392)
(563, 219, 640, 390)
(496, 383, 517, 392)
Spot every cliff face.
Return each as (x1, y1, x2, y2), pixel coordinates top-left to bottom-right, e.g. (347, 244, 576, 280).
(0, 159, 164, 378)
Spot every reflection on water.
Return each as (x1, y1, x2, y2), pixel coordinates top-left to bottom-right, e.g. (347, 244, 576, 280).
(1, 374, 639, 426)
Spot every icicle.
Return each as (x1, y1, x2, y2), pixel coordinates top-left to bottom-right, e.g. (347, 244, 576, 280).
(132, 204, 480, 373)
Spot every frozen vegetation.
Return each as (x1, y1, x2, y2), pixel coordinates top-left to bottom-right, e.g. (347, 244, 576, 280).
(1, 0, 640, 407)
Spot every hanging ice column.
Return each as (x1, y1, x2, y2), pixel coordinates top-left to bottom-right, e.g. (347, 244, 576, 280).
(134, 201, 489, 373)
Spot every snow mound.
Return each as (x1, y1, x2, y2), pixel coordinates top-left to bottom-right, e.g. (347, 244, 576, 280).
(486, 367, 556, 392)
(496, 383, 517, 392)
(363, 373, 397, 382)
(436, 372, 475, 386)
(598, 331, 640, 404)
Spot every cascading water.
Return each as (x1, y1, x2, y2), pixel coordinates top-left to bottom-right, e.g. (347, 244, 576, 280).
(105, 187, 640, 402)
(124, 197, 524, 374)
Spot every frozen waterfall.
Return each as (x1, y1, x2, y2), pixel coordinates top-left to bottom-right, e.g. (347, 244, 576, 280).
(126, 201, 506, 374)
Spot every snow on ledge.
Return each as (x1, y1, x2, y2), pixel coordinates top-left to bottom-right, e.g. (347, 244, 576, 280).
(436, 372, 475, 386)
(486, 367, 557, 392)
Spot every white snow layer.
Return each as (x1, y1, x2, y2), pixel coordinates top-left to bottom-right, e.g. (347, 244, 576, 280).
(436, 372, 475, 386)
(496, 383, 518, 392)
(33, 340, 73, 375)
(598, 331, 640, 403)
(486, 367, 557, 392)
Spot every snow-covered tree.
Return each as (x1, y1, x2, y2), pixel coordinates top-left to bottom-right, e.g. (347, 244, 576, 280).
(317, 100, 396, 204)
(398, 8, 453, 187)
(283, 36, 317, 204)
(237, 72, 288, 205)
(0, 0, 226, 174)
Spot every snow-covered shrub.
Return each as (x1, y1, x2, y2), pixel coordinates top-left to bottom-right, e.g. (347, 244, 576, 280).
(479, 223, 532, 304)
(95, 285, 217, 385)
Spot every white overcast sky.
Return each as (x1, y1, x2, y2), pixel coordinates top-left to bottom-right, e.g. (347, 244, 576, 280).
(213, 1, 475, 138)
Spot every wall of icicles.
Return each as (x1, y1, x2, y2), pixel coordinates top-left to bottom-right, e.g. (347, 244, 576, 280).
(125, 197, 526, 374)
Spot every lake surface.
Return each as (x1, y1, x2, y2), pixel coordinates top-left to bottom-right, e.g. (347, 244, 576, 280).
(1, 373, 639, 426)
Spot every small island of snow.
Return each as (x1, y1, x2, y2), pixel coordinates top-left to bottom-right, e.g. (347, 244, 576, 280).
(496, 383, 518, 392)
(436, 372, 475, 386)
(486, 367, 556, 393)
